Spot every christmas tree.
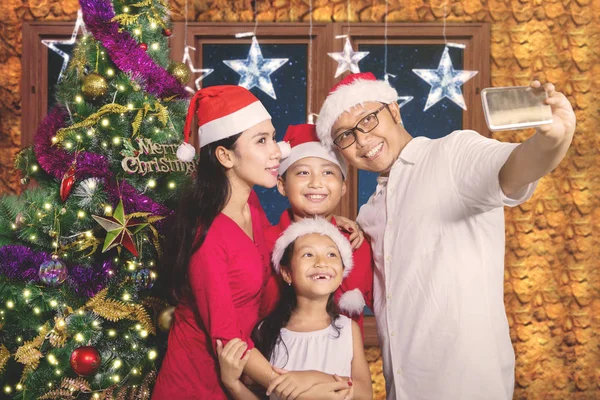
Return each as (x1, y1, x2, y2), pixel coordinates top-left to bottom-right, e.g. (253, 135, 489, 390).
(0, 0, 194, 398)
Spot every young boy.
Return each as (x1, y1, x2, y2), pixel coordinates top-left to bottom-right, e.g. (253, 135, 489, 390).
(315, 72, 575, 400)
(261, 123, 374, 333)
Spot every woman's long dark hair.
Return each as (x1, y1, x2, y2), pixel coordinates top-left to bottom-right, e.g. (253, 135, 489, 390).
(251, 240, 341, 366)
(162, 134, 242, 304)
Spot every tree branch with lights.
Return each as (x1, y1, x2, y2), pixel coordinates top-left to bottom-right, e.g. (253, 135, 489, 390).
(0, 0, 192, 397)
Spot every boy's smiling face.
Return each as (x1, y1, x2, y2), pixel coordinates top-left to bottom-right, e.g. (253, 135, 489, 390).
(277, 157, 346, 220)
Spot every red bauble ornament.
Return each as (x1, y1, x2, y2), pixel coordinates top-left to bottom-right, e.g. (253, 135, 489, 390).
(60, 164, 76, 202)
(163, 28, 172, 37)
(70, 346, 101, 377)
(139, 43, 148, 51)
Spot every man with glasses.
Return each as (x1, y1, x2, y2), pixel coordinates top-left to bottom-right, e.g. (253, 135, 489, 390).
(316, 72, 575, 400)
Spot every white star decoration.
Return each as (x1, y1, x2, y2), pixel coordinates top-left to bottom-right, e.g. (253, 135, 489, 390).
(412, 46, 478, 111)
(223, 36, 288, 99)
(328, 37, 369, 78)
(182, 45, 214, 94)
(397, 96, 414, 108)
(384, 74, 414, 109)
(42, 9, 88, 83)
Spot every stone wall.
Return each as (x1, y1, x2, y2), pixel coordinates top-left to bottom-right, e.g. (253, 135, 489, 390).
(1, 0, 598, 398)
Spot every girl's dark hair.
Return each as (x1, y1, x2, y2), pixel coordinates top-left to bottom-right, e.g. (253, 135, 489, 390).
(162, 133, 242, 304)
(251, 239, 341, 366)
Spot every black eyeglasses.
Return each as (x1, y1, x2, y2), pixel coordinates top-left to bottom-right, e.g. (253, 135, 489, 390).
(333, 104, 390, 149)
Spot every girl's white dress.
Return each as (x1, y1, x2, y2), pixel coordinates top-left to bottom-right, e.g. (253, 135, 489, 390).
(269, 315, 353, 400)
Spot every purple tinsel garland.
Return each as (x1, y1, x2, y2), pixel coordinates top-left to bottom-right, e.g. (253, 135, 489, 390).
(79, 0, 189, 100)
(0, 245, 112, 297)
(33, 106, 172, 226)
(33, 107, 109, 180)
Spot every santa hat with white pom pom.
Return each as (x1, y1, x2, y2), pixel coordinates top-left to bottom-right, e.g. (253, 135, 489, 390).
(177, 85, 291, 162)
(272, 217, 354, 278)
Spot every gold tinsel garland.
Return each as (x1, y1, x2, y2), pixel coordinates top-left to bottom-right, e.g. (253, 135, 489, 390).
(100, 385, 117, 400)
(38, 376, 93, 399)
(60, 376, 92, 392)
(14, 344, 44, 370)
(60, 233, 102, 257)
(102, 370, 156, 400)
(67, 38, 90, 77)
(55, 103, 130, 141)
(86, 288, 155, 335)
(132, 102, 169, 137)
(14, 324, 49, 372)
(141, 296, 169, 310)
(0, 344, 10, 374)
(111, 0, 177, 30)
(54, 98, 170, 145)
(129, 212, 164, 258)
(137, 370, 157, 400)
(10, 287, 155, 384)
(38, 389, 75, 400)
(48, 317, 69, 348)
(116, 385, 129, 400)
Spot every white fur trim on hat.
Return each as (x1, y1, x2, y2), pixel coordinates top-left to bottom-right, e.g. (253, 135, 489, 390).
(338, 288, 366, 316)
(199, 101, 271, 148)
(277, 141, 291, 159)
(278, 142, 348, 178)
(176, 142, 196, 162)
(271, 217, 354, 278)
(316, 79, 398, 149)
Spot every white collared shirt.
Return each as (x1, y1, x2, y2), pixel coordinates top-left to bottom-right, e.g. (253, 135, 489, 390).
(357, 130, 537, 400)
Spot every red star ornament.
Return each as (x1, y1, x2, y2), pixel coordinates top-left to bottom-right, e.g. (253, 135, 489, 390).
(92, 199, 149, 257)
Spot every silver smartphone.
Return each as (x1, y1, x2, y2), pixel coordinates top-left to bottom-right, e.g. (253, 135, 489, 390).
(481, 86, 553, 131)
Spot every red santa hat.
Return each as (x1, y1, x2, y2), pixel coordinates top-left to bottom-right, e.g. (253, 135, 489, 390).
(316, 72, 398, 149)
(279, 124, 347, 178)
(271, 217, 354, 278)
(176, 85, 272, 161)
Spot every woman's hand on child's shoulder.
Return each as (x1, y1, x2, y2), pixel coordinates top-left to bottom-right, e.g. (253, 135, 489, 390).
(216, 338, 249, 390)
(334, 216, 364, 249)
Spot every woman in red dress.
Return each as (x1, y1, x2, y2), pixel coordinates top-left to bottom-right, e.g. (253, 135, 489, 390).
(152, 86, 283, 399)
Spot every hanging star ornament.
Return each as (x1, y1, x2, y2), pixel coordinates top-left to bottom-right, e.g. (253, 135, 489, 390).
(412, 46, 478, 111)
(42, 9, 88, 83)
(384, 74, 414, 109)
(223, 36, 288, 99)
(182, 45, 214, 94)
(92, 200, 163, 257)
(397, 96, 414, 108)
(328, 37, 369, 78)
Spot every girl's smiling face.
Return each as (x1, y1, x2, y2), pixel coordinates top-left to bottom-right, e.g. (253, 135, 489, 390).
(281, 233, 344, 298)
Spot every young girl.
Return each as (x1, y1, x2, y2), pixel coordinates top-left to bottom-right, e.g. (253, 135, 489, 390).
(217, 218, 373, 400)
(153, 85, 285, 399)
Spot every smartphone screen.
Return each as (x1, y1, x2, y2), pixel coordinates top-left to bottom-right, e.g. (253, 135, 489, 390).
(481, 86, 553, 131)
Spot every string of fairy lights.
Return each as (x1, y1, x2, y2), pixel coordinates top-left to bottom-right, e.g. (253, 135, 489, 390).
(5, 2, 184, 395)
(1, 283, 159, 395)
